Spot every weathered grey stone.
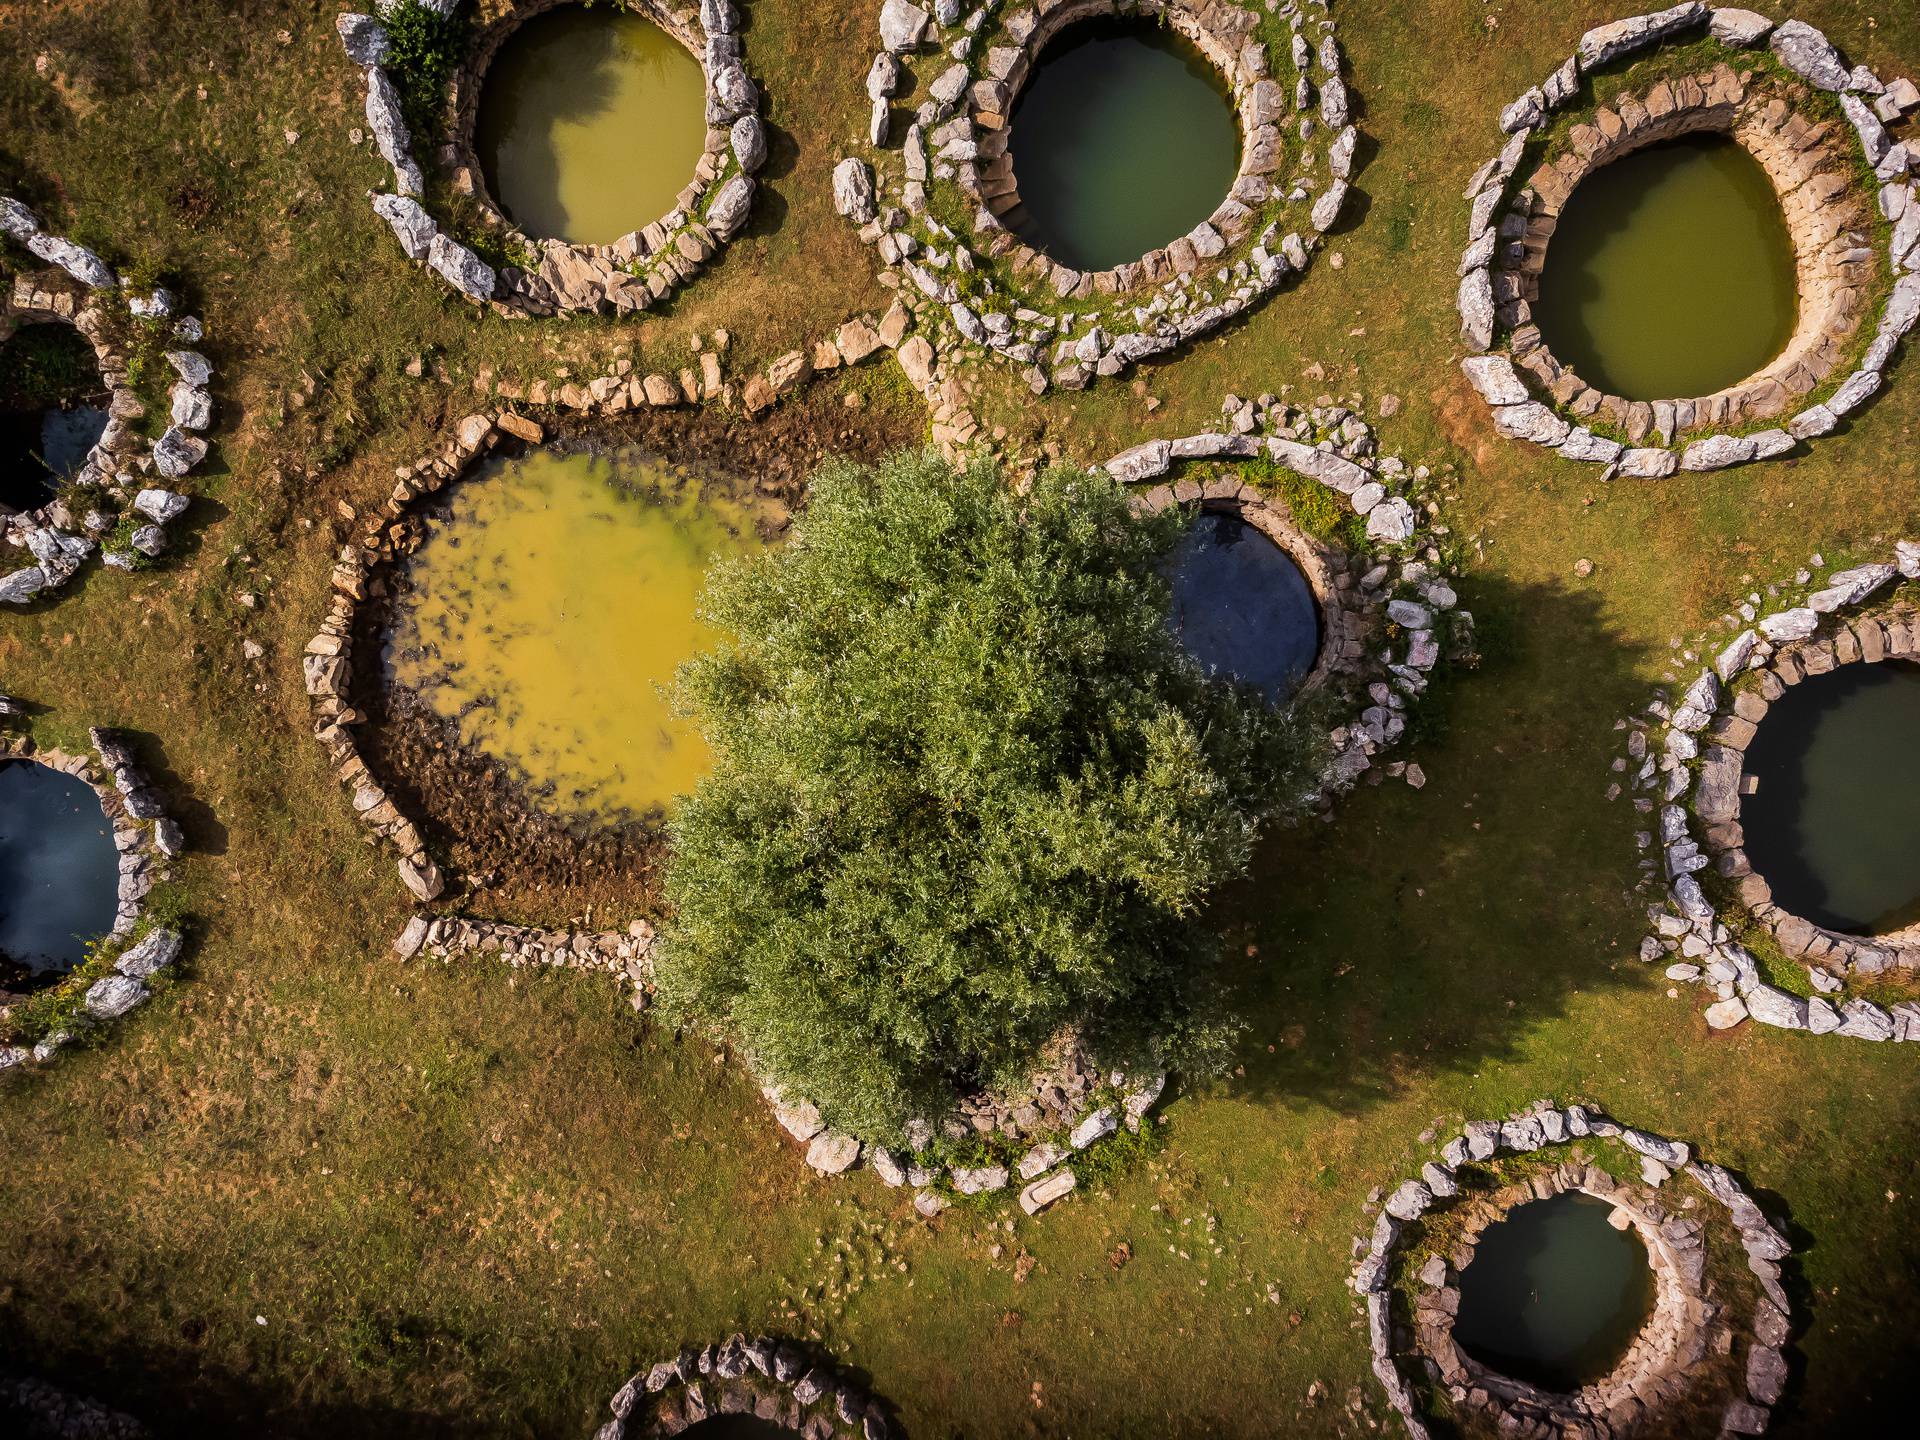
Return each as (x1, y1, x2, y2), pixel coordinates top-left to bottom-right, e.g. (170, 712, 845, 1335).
(1560, 427, 1623, 463)
(1771, 19, 1851, 91)
(427, 232, 496, 299)
(1366, 497, 1416, 544)
(709, 62, 758, 122)
(170, 382, 213, 431)
(730, 114, 767, 174)
(132, 488, 189, 523)
(117, 927, 182, 980)
(1682, 434, 1757, 470)
(1461, 354, 1529, 406)
(152, 426, 208, 479)
(1716, 629, 1758, 681)
(364, 67, 423, 195)
(1621, 1127, 1689, 1167)
(949, 1163, 1008, 1194)
(879, 0, 930, 53)
(1578, 4, 1707, 72)
(1069, 1108, 1118, 1149)
(1838, 999, 1895, 1041)
(372, 191, 436, 261)
(26, 233, 116, 288)
(1384, 1179, 1433, 1220)
(337, 13, 391, 67)
(1106, 439, 1171, 484)
(0, 195, 39, 241)
(832, 158, 876, 224)
(1746, 985, 1810, 1030)
(1705, 996, 1749, 1029)
(1758, 607, 1818, 643)
(1311, 179, 1348, 233)
(706, 174, 755, 240)
(84, 974, 148, 1020)
(1616, 446, 1678, 478)
(1463, 1120, 1500, 1161)
(804, 1131, 862, 1174)
(1019, 1169, 1076, 1215)
(1809, 562, 1896, 612)
(1492, 402, 1571, 446)
(1671, 669, 1719, 732)
(1710, 8, 1773, 46)
(1457, 268, 1495, 349)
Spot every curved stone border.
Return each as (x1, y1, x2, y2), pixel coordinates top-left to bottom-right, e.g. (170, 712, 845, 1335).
(1101, 389, 1472, 800)
(1353, 1101, 1792, 1439)
(2, 201, 215, 605)
(339, 0, 763, 315)
(835, 0, 1359, 392)
(307, 310, 923, 903)
(593, 1335, 894, 1439)
(1623, 540, 1920, 1041)
(0, 726, 186, 1074)
(1457, 5, 1920, 475)
(0, 1371, 147, 1440)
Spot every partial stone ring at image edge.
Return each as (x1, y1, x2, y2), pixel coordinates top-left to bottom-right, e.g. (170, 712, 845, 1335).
(591, 1335, 894, 1440)
(0, 726, 187, 1076)
(338, 0, 765, 315)
(1353, 1102, 1792, 1440)
(1456, 5, 1920, 476)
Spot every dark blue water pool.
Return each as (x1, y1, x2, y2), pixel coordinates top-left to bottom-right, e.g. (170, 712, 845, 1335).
(1166, 511, 1321, 702)
(0, 760, 121, 976)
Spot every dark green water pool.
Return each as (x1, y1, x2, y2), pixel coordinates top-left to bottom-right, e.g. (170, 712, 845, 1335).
(0, 760, 121, 979)
(1741, 661, 1920, 936)
(1536, 135, 1798, 400)
(1451, 1192, 1657, 1392)
(0, 325, 108, 510)
(1007, 18, 1240, 273)
(1165, 511, 1320, 703)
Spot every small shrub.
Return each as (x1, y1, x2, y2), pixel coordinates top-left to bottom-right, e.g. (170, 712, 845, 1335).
(383, 0, 470, 145)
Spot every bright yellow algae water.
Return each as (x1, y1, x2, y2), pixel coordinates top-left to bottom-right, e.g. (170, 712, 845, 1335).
(475, 8, 708, 247)
(389, 449, 764, 823)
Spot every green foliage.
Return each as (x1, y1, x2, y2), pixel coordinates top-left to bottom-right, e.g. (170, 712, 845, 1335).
(0, 324, 97, 409)
(1237, 458, 1367, 551)
(383, 0, 469, 145)
(655, 452, 1326, 1141)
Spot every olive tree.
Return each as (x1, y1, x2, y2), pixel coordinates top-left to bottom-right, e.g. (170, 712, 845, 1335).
(656, 451, 1324, 1140)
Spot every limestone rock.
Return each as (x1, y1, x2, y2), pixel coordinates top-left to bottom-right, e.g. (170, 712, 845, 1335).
(1771, 19, 1851, 91)
(1457, 268, 1495, 349)
(1704, 996, 1749, 1029)
(170, 382, 213, 431)
(1578, 4, 1707, 72)
(1019, 1169, 1076, 1215)
(832, 158, 876, 224)
(84, 974, 148, 1020)
(1745, 985, 1809, 1030)
(364, 67, 423, 195)
(1758, 607, 1817, 643)
(0, 567, 51, 604)
(117, 928, 182, 980)
(372, 191, 436, 260)
(427, 232, 497, 299)
(1069, 1108, 1117, 1149)
(1384, 1180, 1433, 1220)
(1682, 434, 1757, 471)
(0, 195, 39, 241)
(1366, 497, 1416, 544)
(879, 0, 930, 53)
(152, 426, 208, 479)
(1492, 402, 1570, 446)
(805, 1132, 862, 1174)
(26, 234, 116, 288)
(1746, 1344, 1788, 1405)
(706, 174, 755, 240)
(1709, 9, 1773, 47)
(337, 13, 391, 67)
(949, 1163, 1008, 1194)
(730, 114, 767, 174)
(133, 489, 189, 523)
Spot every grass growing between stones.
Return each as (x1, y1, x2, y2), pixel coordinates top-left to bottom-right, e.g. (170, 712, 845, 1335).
(2, 1, 1919, 1437)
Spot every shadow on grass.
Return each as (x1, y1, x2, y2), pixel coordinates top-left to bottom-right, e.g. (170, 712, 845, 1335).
(119, 725, 228, 856)
(1208, 572, 1653, 1113)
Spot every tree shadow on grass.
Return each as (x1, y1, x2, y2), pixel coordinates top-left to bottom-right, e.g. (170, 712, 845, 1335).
(1207, 573, 1656, 1116)
(117, 725, 228, 856)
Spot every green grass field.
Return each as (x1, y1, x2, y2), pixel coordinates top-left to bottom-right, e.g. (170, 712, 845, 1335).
(2, 1, 1918, 1436)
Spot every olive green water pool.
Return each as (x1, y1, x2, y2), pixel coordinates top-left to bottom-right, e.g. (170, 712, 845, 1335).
(475, 7, 707, 246)
(1451, 1192, 1657, 1393)
(1741, 660, 1920, 936)
(385, 448, 766, 823)
(1536, 135, 1798, 401)
(1007, 18, 1241, 273)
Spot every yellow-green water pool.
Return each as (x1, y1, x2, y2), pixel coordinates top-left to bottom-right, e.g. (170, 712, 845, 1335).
(475, 6, 707, 246)
(386, 447, 765, 824)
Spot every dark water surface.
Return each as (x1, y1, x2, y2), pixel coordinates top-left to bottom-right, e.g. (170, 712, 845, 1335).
(1166, 511, 1320, 702)
(0, 760, 121, 977)
(1007, 18, 1240, 272)
(1741, 660, 1920, 935)
(1536, 135, 1797, 400)
(1452, 1192, 1657, 1392)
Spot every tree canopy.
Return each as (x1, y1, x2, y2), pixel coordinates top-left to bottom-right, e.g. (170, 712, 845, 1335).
(655, 451, 1325, 1141)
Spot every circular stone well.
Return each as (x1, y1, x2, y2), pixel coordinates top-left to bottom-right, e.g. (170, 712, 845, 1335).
(1165, 505, 1325, 702)
(1701, 614, 1920, 973)
(0, 757, 120, 985)
(1449, 1190, 1658, 1393)
(1504, 65, 1876, 440)
(473, 4, 708, 247)
(1004, 15, 1240, 274)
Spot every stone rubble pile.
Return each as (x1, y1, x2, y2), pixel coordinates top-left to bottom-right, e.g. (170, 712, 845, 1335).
(593, 1334, 894, 1440)
(844, 0, 1359, 394)
(0, 1372, 148, 1440)
(1103, 392, 1471, 800)
(392, 910, 655, 1007)
(760, 1035, 1162, 1221)
(1624, 542, 1920, 1039)
(1354, 1100, 1792, 1440)
(340, 0, 763, 316)
(0, 729, 185, 1075)
(1458, 6, 1919, 473)
(1, 202, 212, 605)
